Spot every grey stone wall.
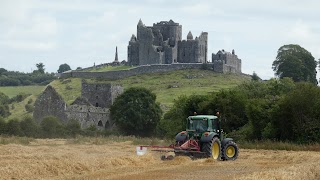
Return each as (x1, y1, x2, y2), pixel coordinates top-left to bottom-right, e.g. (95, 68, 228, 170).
(81, 82, 123, 108)
(212, 49, 242, 73)
(33, 85, 67, 124)
(61, 63, 211, 79)
(33, 83, 123, 130)
(128, 19, 205, 66)
(65, 105, 112, 129)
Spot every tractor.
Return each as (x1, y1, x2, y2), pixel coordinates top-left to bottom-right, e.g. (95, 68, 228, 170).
(174, 114, 239, 160)
(136, 114, 239, 161)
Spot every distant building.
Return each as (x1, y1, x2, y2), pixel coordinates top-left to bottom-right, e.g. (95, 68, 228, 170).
(127, 19, 208, 65)
(212, 49, 241, 73)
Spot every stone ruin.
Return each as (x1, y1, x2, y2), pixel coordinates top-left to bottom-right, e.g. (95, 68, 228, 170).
(212, 49, 242, 73)
(33, 82, 123, 129)
(128, 19, 208, 66)
(127, 19, 242, 74)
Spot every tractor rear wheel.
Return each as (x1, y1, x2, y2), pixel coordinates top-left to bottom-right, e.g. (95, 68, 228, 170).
(221, 141, 239, 160)
(201, 137, 221, 160)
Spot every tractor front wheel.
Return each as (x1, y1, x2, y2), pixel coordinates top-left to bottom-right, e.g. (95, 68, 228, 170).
(202, 137, 221, 160)
(221, 141, 239, 160)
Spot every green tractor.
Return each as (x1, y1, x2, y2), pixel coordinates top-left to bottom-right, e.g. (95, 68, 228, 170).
(174, 114, 239, 160)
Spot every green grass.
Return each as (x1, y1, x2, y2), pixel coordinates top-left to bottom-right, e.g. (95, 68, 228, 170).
(87, 65, 134, 72)
(0, 85, 45, 98)
(49, 78, 82, 104)
(239, 140, 320, 151)
(65, 135, 172, 146)
(6, 95, 37, 121)
(0, 135, 35, 145)
(49, 70, 250, 107)
(93, 70, 250, 107)
(0, 86, 45, 121)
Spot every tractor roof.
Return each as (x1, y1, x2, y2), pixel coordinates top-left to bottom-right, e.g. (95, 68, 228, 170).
(188, 115, 218, 120)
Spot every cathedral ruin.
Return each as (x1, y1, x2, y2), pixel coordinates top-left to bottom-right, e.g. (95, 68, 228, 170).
(128, 19, 208, 65)
(127, 19, 241, 74)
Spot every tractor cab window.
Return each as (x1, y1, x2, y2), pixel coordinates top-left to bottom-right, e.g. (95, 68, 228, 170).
(188, 119, 208, 132)
(212, 119, 220, 131)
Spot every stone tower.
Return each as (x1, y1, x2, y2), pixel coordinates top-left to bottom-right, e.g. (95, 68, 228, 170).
(114, 46, 119, 63)
(81, 82, 123, 108)
(177, 31, 208, 63)
(128, 19, 182, 65)
(212, 49, 242, 73)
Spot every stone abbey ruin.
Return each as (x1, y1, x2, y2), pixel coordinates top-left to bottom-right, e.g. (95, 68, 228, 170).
(33, 82, 123, 129)
(36, 19, 243, 129)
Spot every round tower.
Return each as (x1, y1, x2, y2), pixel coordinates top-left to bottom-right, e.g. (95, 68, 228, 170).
(187, 31, 193, 40)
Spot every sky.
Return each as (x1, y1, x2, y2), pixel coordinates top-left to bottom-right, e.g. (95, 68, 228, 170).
(0, 0, 319, 80)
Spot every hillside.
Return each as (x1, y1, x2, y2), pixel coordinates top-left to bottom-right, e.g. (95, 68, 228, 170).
(51, 69, 250, 107)
(3, 69, 250, 120)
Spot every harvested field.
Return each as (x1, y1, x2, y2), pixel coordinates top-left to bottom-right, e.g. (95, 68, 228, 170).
(0, 139, 319, 180)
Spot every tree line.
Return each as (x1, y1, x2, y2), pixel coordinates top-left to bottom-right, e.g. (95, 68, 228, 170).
(0, 63, 73, 86)
(0, 115, 110, 138)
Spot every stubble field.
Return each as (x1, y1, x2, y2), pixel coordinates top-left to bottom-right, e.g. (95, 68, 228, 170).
(0, 139, 319, 180)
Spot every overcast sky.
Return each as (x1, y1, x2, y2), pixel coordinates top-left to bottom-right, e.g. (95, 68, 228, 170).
(0, 0, 319, 79)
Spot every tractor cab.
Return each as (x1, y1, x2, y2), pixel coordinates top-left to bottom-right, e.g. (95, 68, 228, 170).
(186, 115, 221, 135)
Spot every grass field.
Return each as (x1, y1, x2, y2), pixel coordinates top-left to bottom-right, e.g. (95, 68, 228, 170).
(0, 85, 45, 98)
(0, 137, 319, 180)
(0, 86, 45, 121)
(50, 69, 249, 107)
(87, 65, 134, 72)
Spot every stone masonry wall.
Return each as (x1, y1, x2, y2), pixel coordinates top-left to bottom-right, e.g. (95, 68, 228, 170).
(65, 105, 112, 130)
(33, 85, 67, 124)
(61, 63, 211, 79)
(33, 83, 122, 130)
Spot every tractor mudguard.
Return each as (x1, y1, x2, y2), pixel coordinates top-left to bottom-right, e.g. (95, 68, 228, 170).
(221, 138, 234, 147)
(175, 132, 188, 142)
(200, 132, 219, 143)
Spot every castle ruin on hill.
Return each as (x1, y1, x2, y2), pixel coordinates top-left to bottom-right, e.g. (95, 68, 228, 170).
(61, 19, 242, 80)
(127, 19, 241, 74)
(128, 19, 208, 65)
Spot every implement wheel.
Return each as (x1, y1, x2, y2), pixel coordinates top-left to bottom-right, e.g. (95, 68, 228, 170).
(202, 137, 221, 160)
(222, 141, 239, 160)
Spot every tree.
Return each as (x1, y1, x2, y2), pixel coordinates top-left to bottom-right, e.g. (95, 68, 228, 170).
(35, 63, 45, 74)
(0, 68, 7, 75)
(275, 82, 320, 142)
(272, 44, 317, 85)
(20, 116, 39, 137)
(6, 118, 23, 136)
(40, 116, 65, 138)
(252, 72, 261, 81)
(110, 87, 162, 137)
(57, 63, 71, 73)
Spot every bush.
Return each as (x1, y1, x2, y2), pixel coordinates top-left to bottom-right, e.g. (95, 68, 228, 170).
(40, 116, 65, 138)
(0, 104, 11, 118)
(6, 118, 23, 136)
(20, 116, 39, 137)
(65, 119, 82, 137)
(0, 117, 6, 134)
(11, 93, 30, 103)
(25, 104, 34, 113)
(110, 87, 162, 137)
(27, 99, 33, 104)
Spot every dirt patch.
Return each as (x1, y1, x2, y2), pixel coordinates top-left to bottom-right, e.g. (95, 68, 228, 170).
(0, 140, 319, 180)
